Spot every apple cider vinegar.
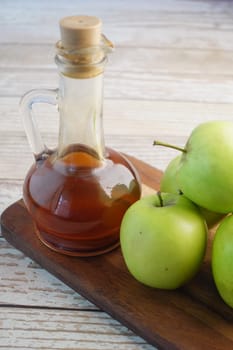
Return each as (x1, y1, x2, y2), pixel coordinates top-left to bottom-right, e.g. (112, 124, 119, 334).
(24, 145, 140, 256)
(21, 16, 141, 256)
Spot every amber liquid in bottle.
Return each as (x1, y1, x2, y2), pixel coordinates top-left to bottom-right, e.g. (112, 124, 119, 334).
(23, 145, 141, 256)
(21, 18, 141, 256)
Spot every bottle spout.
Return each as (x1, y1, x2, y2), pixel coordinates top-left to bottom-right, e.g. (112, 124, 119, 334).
(101, 33, 114, 54)
(55, 16, 114, 78)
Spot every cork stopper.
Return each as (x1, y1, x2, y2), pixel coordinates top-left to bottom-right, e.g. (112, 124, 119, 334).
(59, 15, 102, 50)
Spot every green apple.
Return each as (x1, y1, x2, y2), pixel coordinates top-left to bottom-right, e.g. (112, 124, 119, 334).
(212, 215, 233, 308)
(120, 193, 207, 289)
(154, 121, 233, 213)
(160, 155, 224, 228)
(160, 155, 182, 194)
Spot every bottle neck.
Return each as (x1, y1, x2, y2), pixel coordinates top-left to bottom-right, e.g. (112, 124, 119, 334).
(57, 71, 105, 159)
(54, 35, 113, 161)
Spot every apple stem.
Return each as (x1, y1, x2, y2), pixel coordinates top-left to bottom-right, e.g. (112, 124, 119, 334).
(157, 191, 163, 207)
(153, 140, 186, 153)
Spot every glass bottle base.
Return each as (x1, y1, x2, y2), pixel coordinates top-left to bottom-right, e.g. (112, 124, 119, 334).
(35, 226, 120, 257)
(24, 146, 141, 257)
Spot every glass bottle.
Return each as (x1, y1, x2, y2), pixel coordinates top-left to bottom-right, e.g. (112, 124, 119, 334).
(20, 16, 141, 256)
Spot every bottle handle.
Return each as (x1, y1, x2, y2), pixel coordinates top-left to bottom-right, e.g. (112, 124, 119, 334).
(20, 88, 58, 159)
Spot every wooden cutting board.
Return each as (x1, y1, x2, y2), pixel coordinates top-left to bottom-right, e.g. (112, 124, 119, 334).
(1, 155, 233, 350)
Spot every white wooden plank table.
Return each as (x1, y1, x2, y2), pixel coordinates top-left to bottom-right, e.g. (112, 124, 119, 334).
(1, 1, 233, 349)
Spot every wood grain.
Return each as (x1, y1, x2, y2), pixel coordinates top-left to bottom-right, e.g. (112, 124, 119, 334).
(1, 0, 233, 50)
(1, 0, 233, 348)
(1, 155, 233, 350)
(0, 307, 153, 350)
